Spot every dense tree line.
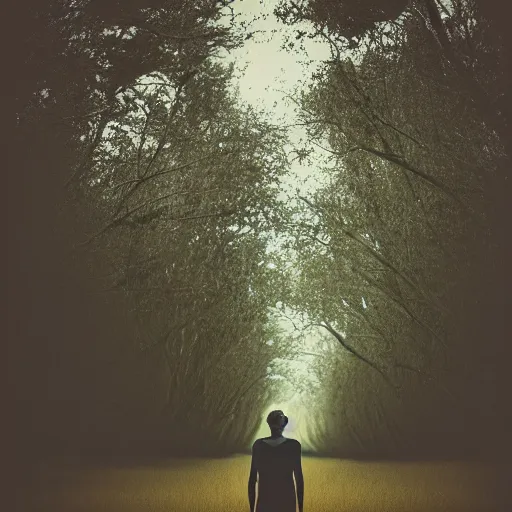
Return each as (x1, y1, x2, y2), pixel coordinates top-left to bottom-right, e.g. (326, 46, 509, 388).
(9, 0, 297, 459)
(8, 0, 510, 466)
(276, 0, 510, 459)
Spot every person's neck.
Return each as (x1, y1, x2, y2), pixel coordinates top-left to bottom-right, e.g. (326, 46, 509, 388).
(270, 432, 284, 439)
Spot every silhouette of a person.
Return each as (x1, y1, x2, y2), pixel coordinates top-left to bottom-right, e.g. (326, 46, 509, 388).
(248, 410, 304, 512)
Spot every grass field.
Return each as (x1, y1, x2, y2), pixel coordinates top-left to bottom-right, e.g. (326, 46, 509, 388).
(18, 454, 508, 511)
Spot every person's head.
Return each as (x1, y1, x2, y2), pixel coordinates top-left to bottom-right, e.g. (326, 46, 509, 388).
(266, 410, 288, 435)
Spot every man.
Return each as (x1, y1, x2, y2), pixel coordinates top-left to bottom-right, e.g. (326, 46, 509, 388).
(248, 410, 304, 512)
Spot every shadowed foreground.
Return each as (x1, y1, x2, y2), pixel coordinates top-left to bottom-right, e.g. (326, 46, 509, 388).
(20, 455, 507, 511)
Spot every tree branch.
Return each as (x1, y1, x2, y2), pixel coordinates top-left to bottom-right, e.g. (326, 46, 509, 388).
(314, 321, 399, 396)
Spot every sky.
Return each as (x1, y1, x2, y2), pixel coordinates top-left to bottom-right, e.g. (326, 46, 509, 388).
(218, 0, 332, 198)
(216, 0, 333, 447)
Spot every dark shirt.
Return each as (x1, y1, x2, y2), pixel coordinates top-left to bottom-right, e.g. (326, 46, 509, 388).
(248, 437, 304, 512)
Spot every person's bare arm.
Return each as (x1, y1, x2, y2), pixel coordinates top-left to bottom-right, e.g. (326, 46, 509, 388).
(294, 441, 304, 512)
(248, 441, 258, 512)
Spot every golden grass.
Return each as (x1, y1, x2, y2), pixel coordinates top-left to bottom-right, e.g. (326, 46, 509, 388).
(21, 454, 502, 511)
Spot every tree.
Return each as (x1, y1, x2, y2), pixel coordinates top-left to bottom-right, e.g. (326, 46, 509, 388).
(9, 1, 297, 456)
(275, 0, 511, 158)
(279, 1, 509, 457)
